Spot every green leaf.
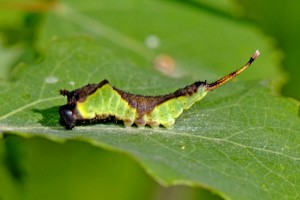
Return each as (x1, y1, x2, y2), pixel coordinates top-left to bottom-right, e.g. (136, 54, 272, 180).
(36, 0, 283, 83)
(0, 135, 158, 200)
(236, 0, 300, 100)
(0, 38, 299, 200)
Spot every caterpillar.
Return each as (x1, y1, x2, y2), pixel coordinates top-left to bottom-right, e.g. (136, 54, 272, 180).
(59, 50, 260, 129)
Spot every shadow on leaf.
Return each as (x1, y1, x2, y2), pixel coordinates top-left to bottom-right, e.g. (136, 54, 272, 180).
(32, 106, 61, 128)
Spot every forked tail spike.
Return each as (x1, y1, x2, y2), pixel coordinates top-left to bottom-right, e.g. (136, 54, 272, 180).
(206, 50, 260, 91)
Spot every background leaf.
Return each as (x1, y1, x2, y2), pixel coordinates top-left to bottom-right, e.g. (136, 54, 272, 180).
(39, 0, 283, 82)
(0, 38, 299, 200)
(0, 0, 283, 82)
(236, 0, 300, 100)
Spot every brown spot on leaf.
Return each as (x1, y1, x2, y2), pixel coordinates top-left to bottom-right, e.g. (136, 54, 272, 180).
(154, 54, 176, 76)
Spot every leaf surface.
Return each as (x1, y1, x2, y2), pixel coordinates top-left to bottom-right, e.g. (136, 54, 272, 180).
(0, 38, 299, 200)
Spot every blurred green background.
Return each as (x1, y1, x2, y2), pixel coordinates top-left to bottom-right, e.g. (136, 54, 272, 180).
(0, 135, 223, 200)
(0, 0, 299, 200)
(237, 0, 300, 101)
(1, 0, 299, 98)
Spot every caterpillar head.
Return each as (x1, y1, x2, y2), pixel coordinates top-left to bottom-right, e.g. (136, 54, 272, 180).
(59, 104, 76, 129)
(59, 89, 81, 129)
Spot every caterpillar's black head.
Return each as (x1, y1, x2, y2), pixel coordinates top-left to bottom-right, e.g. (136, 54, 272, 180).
(59, 89, 80, 130)
(59, 104, 76, 129)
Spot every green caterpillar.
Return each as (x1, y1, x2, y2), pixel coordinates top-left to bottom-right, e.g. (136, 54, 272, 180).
(59, 50, 260, 129)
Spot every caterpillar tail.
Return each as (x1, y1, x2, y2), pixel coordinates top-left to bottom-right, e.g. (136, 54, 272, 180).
(205, 50, 260, 91)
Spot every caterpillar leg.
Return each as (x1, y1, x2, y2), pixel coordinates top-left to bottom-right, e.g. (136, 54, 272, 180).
(135, 117, 146, 128)
(124, 119, 134, 127)
(161, 119, 175, 129)
(148, 121, 160, 128)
